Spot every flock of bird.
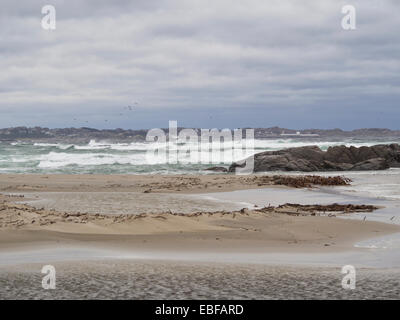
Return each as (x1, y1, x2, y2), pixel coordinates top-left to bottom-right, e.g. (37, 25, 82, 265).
(71, 102, 139, 124)
(71, 101, 215, 125)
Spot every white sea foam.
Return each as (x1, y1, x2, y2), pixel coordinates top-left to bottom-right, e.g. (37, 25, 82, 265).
(33, 142, 73, 150)
(1, 139, 400, 175)
(37, 152, 149, 168)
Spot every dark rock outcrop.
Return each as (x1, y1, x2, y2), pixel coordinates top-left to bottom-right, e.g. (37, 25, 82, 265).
(205, 166, 228, 172)
(229, 144, 400, 172)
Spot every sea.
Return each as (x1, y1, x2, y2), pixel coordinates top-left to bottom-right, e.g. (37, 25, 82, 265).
(1, 137, 399, 175)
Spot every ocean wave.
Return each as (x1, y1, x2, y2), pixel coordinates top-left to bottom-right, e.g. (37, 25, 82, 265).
(1, 138, 400, 175)
(35, 149, 255, 168)
(8, 138, 400, 152)
(37, 152, 149, 168)
(33, 142, 73, 150)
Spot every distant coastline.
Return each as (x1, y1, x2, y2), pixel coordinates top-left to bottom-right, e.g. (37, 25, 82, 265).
(1, 126, 400, 143)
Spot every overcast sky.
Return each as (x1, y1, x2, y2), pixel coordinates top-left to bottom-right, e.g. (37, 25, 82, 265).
(1, 0, 399, 130)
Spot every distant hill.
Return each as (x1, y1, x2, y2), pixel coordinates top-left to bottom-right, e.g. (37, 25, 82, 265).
(0, 127, 148, 143)
(0, 126, 399, 142)
(253, 127, 400, 138)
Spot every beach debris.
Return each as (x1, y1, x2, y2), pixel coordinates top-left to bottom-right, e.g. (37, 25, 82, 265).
(257, 203, 378, 216)
(153, 215, 167, 220)
(0, 191, 380, 230)
(270, 175, 352, 188)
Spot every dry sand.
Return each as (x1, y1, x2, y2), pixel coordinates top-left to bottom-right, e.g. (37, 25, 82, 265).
(0, 173, 350, 193)
(0, 173, 279, 193)
(1, 174, 400, 299)
(0, 174, 398, 256)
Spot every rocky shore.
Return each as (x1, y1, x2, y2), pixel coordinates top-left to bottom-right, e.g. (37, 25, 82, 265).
(229, 144, 400, 172)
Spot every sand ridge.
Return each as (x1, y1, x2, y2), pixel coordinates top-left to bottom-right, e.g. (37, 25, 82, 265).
(0, 190, 399, 254)
(0, 174, 351, 194)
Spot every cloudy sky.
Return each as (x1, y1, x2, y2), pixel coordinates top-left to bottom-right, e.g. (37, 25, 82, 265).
(1, 0, 399, 130)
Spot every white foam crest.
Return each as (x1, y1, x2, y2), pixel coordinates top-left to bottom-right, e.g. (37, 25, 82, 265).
(10, 157, 36, 163)
(109, 142, 164, 151)
(37, 152, 149, 168)
(26, 138, 400, 153)
(252, 139, 400, 150)
(33, 142, 73, 150)
(73, 140, 111, 150)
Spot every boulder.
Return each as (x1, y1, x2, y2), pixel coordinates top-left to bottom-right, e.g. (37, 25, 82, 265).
(322, 160, 353, 171)
(229, 144, 400, 173)
(350, 158, 389, 171)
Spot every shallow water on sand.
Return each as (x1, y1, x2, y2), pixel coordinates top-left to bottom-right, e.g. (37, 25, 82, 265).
(204, 170, 400, 225)
(203, 171, 400, 265)
(17, 191, 254, 215)
(0, 260, 399, 300)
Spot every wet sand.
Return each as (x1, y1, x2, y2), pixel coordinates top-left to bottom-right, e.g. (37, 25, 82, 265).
(1, 189, 398, 255)
(1, 260, 399, 300)
(1, 174, 399, 257)
(0, 173, 286, 194)
(14, 191, 254, 215)
(1, 174, 400, 299)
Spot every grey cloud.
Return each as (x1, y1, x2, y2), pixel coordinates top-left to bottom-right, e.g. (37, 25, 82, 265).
(0, 0, 399, 129)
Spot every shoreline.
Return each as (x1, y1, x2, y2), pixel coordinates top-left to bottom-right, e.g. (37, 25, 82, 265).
(1, 174, 400, 269)
(1, 173, 400, 299)
(0, 173, 351, 194)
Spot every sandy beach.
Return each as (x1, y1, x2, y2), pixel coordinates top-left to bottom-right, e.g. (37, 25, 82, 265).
(0, 173, 348, 193)
(0, 174, 398, 252)
(1, 173, 400, 299)
(2, 260, 400, 300)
